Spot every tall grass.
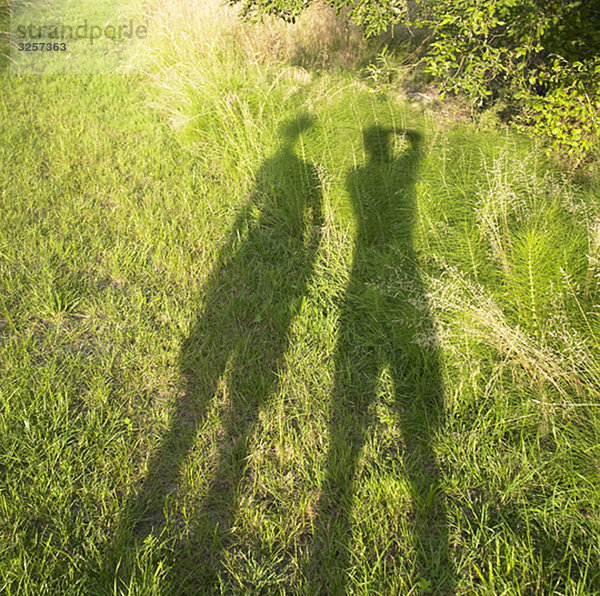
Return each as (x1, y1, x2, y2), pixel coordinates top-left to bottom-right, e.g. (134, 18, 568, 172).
(138, 0, 367, 71)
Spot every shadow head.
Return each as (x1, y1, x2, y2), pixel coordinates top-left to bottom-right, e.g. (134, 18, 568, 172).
(362, 126, 422, 162)
(279, 113, 316, 143)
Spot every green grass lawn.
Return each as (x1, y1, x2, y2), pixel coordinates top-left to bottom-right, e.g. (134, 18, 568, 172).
(2, 2, 600, 594)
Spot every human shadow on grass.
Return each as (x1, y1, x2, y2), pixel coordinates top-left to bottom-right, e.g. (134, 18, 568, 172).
(308, 126, 453, 593)
(101, 114, 323, 593)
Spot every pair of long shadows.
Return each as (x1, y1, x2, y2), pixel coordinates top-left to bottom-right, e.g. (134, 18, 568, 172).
(107, 115, 452, 593)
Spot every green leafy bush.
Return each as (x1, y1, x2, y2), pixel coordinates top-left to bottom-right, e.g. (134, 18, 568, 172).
(417, 0, 600, 161)
(228, 0, 310, 22)
(518, 56, 600, 161)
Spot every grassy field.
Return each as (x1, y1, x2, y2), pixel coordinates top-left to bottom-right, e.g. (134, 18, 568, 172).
(2, 1, 600, 594)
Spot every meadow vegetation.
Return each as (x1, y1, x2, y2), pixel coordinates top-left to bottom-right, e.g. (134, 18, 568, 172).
(1, 0, 600, 593)
(231, 0, 600, 165)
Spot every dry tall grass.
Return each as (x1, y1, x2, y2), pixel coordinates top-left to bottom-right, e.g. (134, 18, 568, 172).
(143, 0, 367, 70)
(426, 268, 600, 404)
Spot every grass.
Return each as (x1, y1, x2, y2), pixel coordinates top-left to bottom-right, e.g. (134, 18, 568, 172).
(1, 0, 600, 594)
(6, 0, 146, 74)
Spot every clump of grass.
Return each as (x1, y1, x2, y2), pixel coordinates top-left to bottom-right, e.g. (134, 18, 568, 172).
(139, 0, 367, 72)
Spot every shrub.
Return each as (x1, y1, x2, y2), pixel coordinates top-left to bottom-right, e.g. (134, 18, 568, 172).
(417, 0, 600, 162)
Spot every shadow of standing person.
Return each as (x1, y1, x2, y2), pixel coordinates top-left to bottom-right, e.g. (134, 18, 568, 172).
(309, 126, 453, 593)
(103, 114, 323, 593)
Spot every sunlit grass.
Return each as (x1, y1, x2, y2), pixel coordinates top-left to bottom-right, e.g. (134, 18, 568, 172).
(1, 0, 600, 594)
